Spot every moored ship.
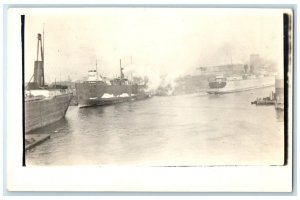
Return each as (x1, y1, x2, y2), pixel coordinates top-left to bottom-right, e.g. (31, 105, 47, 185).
(206, 74, 274, 94)
(274, 76, 284, 110)
(75, 60, 149, 108)
(25, 33, 72, 133)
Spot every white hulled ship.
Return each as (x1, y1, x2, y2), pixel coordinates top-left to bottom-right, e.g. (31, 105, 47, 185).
(206, 74, 274, 94)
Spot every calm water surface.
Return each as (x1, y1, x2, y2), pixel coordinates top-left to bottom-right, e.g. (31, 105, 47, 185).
(26, 87, 284, 166)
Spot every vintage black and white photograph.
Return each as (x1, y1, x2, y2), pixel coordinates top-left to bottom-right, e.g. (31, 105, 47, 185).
(23, 8, 288, 167)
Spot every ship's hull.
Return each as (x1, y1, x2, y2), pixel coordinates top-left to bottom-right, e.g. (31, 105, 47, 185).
(25, 94, 72, 133)
(207, 76, 274, 94)
(78, 96, 139, 108)
(75, 82, 147, 108)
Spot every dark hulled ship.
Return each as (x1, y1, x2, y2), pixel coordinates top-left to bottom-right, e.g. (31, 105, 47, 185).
(25, 33, 72, 133)
(75, 60, 149, 108)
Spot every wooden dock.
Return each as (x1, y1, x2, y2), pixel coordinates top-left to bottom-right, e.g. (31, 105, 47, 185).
(25, 134, 50, 150)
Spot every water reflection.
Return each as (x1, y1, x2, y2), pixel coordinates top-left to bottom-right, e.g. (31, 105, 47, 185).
(276, 109, 284, 121)
(26, 87, 285, 166)
(78, 105, 106, 117)
(27, 117, 70, 136)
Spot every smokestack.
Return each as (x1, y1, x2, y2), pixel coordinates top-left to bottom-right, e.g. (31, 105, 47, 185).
(244, 64, 248, 73)
(249, 54, 260, 73)
(33, 33, 44, 88)
(120, 59, 124, 79)
(34, 61, 44, 87)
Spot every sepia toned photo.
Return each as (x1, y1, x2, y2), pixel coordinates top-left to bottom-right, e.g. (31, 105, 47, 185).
(23, 8, 289, 168)
(2, 5, 294, 192)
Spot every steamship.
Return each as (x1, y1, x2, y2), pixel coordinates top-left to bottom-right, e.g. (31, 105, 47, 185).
(75, 60, 149, 108)
(206, 74, 274, 94)
(25, 33, 72, 133)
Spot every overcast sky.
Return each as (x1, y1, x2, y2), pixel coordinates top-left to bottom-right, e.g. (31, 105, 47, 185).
(25, 8, 284, 83)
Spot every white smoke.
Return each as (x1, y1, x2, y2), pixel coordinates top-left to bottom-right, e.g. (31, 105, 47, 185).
(122, 63, 180, 95)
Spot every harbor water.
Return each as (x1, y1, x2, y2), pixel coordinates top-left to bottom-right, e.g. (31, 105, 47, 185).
(26, 87, 284, 166)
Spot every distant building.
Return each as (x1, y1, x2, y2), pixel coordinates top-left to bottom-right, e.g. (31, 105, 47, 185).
(197, 54, 271, 76)
(249, 54, 261, 73)
(197, 64, 245, 76)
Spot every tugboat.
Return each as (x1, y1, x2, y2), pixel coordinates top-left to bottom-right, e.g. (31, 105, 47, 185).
(251, 92, 276, 106)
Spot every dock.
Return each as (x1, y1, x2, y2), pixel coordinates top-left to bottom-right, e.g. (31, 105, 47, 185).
(25, 134, 51, 150)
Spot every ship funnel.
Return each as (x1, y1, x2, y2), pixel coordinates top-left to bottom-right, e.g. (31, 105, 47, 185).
(120, 59, 124, 79)
(33, 33, 45, 88)
(34, 61, 44, 87)
(244, 64, 248, 73)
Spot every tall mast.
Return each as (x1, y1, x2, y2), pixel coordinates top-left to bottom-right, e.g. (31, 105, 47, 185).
(120, 59, 122, 80)
(228, 49, 232, 66)
(96, 59, 98, 80)
(36, 34, 39, 61)
(42, 24, 44, 61)
(42, 25, 45, 85)
(130, 56, 132, 82)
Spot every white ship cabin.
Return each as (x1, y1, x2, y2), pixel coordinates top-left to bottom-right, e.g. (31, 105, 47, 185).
(210, 74, 226, 83)
(227, 75, 243, 81)
(215, 74, 224, 79)
(247, 74, 257, 79)
(87, 70, 100, 81)
(87, 70, 111, 85)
